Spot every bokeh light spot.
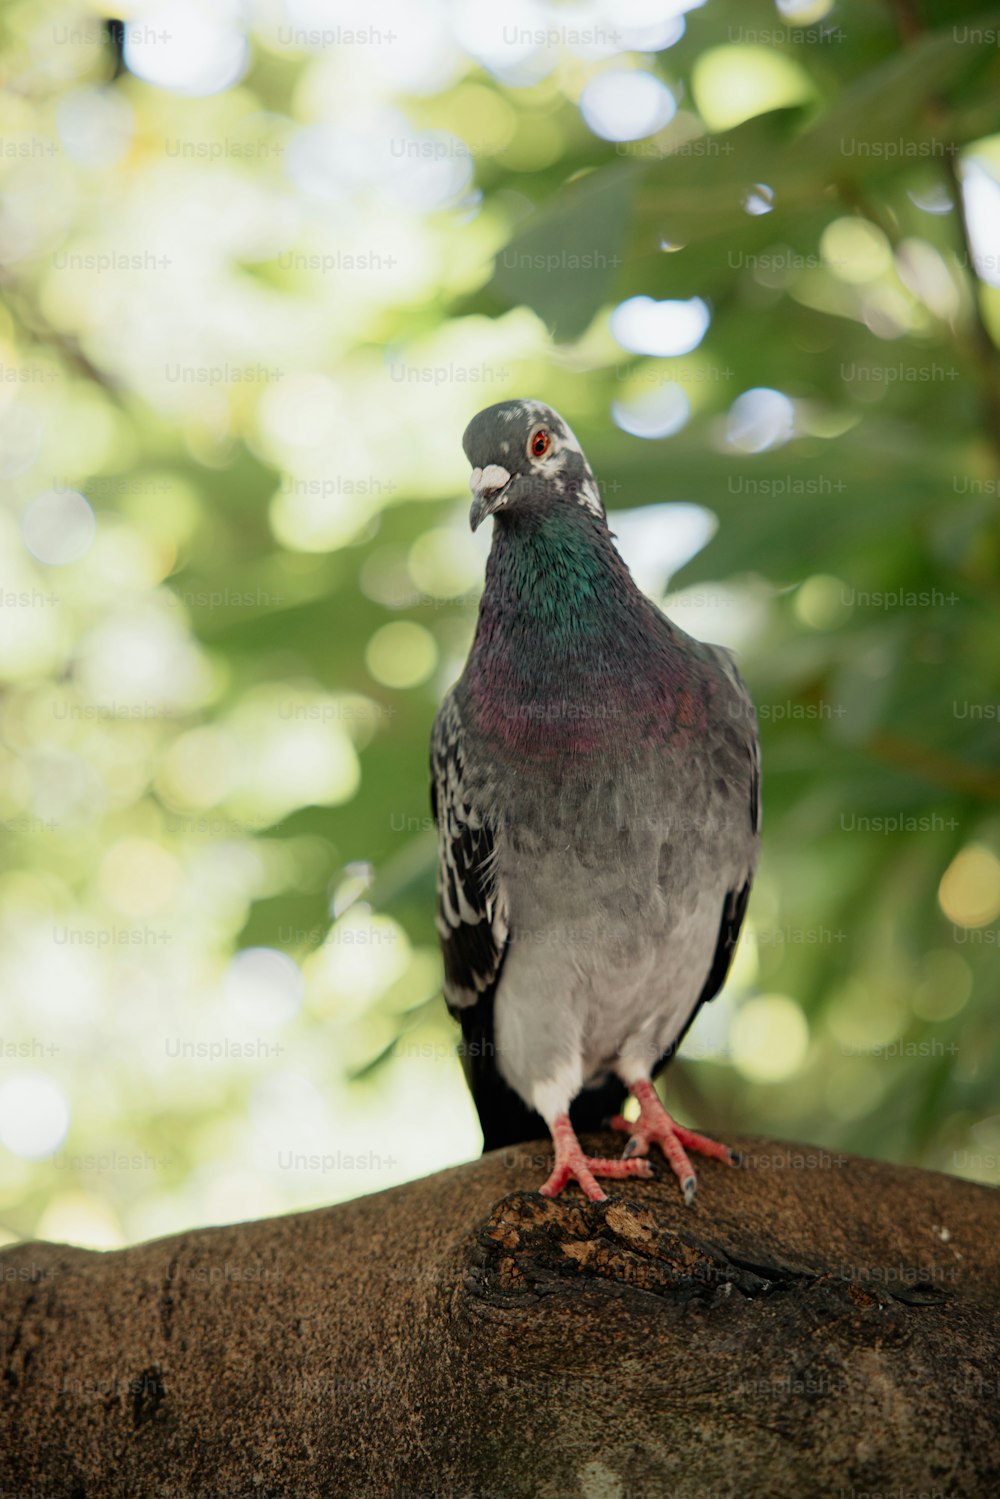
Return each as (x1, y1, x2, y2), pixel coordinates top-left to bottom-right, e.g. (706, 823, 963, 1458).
(57, 87, 134, 168)
(731, 994, 809, 1082)
(912, 951, 973, 1022)
(124, 1, 248, 96)
(777, 0, 834, 18)
(960, 161, 1000, 289)
(365, 621, 438, 689)
(612, 382, 690, 439)
(794, 575, 851, 630)
(692, 46, 813, 131)
(820, 217, 893, 284)
(938, 845, 1000, 928)
(36, 1192, 124, 1250)
(0, 1074, 70, 1160)
(99, 839, 182, 918)
(159, 727, 239, 810)
(611, 296, 711, 357)
(725, 388, 796, 452)
(0, 406, 43, 478)
(225, 948, 305, 1028)
(408, 526, 482, 600)
(307, 909, 411, 1013)
(21, 489, 96, 565)
(580, 70, 676, 142)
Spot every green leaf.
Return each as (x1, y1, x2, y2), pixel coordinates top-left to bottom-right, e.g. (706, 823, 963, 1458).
(487, 161, 642, 340)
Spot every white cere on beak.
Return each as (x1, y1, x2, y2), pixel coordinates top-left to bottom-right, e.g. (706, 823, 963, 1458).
(469, 464, 512, 501)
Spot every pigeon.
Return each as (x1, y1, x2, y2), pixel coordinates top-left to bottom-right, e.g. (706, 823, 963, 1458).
(430, 399, 760, 1203)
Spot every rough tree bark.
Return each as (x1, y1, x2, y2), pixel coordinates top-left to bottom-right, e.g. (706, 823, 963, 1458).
(2, 1132, 999, 1498)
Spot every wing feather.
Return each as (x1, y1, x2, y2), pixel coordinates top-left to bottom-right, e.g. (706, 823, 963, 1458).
(430, 693, 508, 1012)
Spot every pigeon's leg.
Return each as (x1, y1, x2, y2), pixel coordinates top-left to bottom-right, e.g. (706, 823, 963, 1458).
(610, 1075, 738, 1206)
(538, 1113, 654, 1202)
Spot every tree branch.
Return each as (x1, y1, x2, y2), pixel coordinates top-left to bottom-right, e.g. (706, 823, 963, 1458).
(2, 1133, 999, 1497)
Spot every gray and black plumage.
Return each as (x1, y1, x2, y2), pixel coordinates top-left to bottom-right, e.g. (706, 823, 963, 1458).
(430, 399, 759, 1189)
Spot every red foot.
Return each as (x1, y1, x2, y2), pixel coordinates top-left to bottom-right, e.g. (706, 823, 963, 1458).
(610, 1079, 738, 1206)
(540, 1114, 654, 1202)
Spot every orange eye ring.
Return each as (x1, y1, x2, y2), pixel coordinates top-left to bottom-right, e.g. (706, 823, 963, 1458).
(529, 429, 550, 458)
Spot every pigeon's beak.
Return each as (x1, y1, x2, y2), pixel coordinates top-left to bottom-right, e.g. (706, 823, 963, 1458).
(468, 464, 512, 532)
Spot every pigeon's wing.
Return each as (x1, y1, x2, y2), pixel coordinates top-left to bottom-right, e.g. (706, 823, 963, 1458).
(687, 873, 752, 1014)
(430, 692, 526, 1146)
(430, 692, 508, 1013)
(655, 649, 760, 1073)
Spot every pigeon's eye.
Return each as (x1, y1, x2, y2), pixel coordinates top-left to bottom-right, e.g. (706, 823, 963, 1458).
(529, 429, 551, 459)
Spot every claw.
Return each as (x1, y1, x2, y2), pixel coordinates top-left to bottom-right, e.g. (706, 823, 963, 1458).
(611, 1080, 738, 1204)
(540, 1114, 654, 1200)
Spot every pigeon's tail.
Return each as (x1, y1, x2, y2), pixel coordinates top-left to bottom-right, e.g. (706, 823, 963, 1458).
(476, 1070, 630, 1155)
(569, 1072, 632, 1138)
(456, 986, 631, 1153)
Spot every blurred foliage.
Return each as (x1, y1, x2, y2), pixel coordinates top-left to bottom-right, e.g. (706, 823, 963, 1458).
(0, 0, 999, 1250)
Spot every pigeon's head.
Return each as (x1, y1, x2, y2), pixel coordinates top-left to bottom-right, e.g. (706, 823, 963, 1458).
(462, 399, 604, 532)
